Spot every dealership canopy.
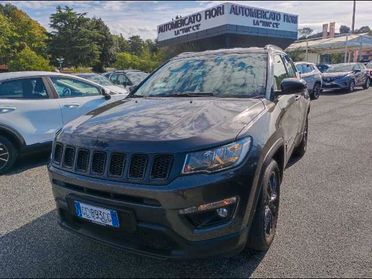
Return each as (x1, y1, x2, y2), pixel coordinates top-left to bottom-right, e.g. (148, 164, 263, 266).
(157, 2, 298, 49)
(286, 33, 372, 52)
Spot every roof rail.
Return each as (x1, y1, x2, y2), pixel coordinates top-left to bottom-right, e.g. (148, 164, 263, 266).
(264, 44, 283, 51)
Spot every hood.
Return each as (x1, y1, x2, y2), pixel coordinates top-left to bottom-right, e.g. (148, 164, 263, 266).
(105, 85, 128, 95)
(322, 71, 352, 78)
(61, 97, 265, 152)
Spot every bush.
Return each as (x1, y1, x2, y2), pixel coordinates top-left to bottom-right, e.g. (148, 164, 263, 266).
(8, 46, 52, 71)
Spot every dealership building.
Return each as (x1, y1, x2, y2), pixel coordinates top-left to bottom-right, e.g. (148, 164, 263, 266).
(157, 2, 298, 50)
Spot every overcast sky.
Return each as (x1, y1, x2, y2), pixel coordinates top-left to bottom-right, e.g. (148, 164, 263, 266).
(5, 1, 372, 40)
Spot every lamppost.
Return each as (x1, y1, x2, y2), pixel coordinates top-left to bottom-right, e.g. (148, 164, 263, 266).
(56, 57, 64, 72)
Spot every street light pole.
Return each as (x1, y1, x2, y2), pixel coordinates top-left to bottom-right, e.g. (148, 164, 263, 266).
(351, 0, 356, 33)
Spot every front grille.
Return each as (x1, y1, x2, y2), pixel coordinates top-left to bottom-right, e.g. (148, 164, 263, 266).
(151, 155, 172, 179)
(53, 143, 173, 184)
(63, 146, 75, 168)
(109, 153, 125, 176)
(92, 152, 106, 174)
(129, 154, 148, 178)
(53, 143, 63, 164)
(76, 149, 90, 172)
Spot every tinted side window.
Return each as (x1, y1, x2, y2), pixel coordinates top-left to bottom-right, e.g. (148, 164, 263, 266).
(50, 77, 101, 98)
(0, 78, 48, 99)
(273, 55, 289, 90)
(282, 55, 297, 77)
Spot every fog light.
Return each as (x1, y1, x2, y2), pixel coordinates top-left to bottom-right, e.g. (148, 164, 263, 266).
(179, 197, 237, 215)
(216, 207, 228, 218)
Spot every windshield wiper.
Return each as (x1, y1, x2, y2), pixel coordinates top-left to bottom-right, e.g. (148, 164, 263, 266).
(151, 92, 215, 97)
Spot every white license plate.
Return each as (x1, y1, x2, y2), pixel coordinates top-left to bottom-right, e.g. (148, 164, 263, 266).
(74, 201, 120, 228)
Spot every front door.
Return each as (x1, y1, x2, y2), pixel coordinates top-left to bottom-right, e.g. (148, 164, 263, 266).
(273, 54, 302, 154)
(0, 77, 62, 145)
(48, 76, 111, 125)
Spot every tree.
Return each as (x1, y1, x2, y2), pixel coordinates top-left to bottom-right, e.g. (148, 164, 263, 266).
(128, 35, 144, 56)
(0, 12, 18, 63)
(355, 26, 371, 34)
(8, 46, 52, 71)
(88, 17, 114, 72)
(48, 6, 100, 68)
(339, 25, 351, 34)
(298, 27, 313, 39)
(0, 4, 48, 57)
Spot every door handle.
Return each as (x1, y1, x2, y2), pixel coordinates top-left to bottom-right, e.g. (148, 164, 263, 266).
(0, 107, 16, 114)
(64, 104, 80, 108)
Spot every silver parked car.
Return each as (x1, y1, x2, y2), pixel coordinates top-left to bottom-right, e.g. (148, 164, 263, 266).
(295, 62, 322, 100)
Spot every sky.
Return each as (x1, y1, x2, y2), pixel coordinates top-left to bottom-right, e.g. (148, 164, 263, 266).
(4, 1, 372, 40)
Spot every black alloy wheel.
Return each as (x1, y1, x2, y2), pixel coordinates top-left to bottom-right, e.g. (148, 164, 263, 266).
(363, 78, 370, 90)
(246, 159, 281, 253)
(311, 83, 321, 100)
(0, 136, 17, 174)
(348, 80, 355, 93)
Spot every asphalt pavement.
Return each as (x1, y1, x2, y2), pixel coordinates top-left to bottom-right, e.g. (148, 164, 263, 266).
(1, 88, 372, 278)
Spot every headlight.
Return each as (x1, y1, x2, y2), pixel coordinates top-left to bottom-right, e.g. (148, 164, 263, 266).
(182, 137, 252, 174)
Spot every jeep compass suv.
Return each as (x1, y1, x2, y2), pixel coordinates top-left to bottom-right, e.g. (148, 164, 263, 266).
(48, 45, 310, 259)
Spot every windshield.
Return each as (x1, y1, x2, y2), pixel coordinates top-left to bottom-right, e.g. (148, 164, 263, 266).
(325, 64, 354, 73)
(366, 63, 372, 68)
(78, 74, 113, 86)
(134, 53, 267, 98)
(125, 71, 148, 85)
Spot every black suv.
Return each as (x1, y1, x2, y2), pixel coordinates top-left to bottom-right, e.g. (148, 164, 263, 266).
(48, 45, 310, 259)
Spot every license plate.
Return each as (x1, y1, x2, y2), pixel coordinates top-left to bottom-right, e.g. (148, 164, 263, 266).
(74, 201, 120, 228)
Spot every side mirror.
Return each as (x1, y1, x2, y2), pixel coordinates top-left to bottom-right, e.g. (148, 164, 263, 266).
(277, 78, 306, 95)
(101, 88, 111, 100)
(353, 69, 361, 73)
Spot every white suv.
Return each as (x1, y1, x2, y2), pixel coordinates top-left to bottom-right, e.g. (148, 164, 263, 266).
(0, 71, 126, 173)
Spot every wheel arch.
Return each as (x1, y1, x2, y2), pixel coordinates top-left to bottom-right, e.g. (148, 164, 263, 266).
(0, 124, 25, 150)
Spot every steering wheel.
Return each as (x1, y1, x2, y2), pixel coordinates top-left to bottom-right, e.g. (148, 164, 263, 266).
(62, 87, 72, 97)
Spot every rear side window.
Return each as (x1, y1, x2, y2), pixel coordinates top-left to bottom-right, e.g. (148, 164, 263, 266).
(50, 77, 101, 98)
(0, 78, 48, 99)
(273, 55, 289, 90)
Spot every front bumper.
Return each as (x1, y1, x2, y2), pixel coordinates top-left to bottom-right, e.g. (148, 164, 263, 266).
(48, 157, 258, 259)
(322, 79, 350, 90)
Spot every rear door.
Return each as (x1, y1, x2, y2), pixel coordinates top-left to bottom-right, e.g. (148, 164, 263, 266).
(47, 76, 120, 125)
(0, 77, 62, 145)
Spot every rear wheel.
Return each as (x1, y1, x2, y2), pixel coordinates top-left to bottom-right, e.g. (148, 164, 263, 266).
(0, 136, 18, 174)
(348, 80, 355, 93)
(293, 117, 308, 158)
(246, 159, 281, 252)
(311, 82, 321, 100)
(363, 78, 370, 90)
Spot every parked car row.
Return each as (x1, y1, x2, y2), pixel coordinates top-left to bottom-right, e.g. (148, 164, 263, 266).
(295, 62, 370, 99)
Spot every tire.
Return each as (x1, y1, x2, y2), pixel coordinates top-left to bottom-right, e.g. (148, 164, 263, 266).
(347, 80, 355, 93)
(311, 82, 321, 100)
(363, 78, 370, 90)
(246, 159, 281, 253)
(0, 136, 18, 174)
(293, 117, 308, 158)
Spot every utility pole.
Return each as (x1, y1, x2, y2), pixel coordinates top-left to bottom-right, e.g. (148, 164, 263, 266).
(351, 0, 356, 33)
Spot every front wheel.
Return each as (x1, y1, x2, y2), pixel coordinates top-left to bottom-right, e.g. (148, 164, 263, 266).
(246, 159, 281, 252)
(0, 136, 18, 174)
(348, 80, 355, 93)
(311, 82, 321, 100)
(363, 78, 370, 90)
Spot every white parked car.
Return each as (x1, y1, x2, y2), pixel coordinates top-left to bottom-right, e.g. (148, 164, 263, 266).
(295, 62, 323, 100)
(0, 71, 126, 173)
